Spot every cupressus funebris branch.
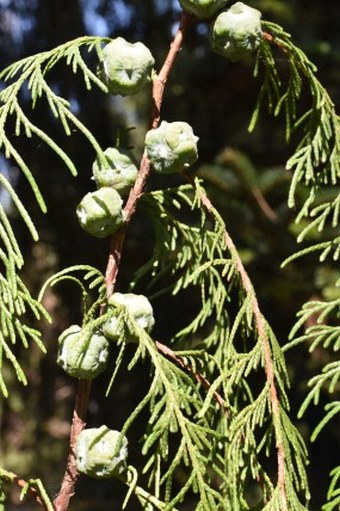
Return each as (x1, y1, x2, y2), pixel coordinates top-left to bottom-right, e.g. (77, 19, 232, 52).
(54, 6, 293, 509)
(54, 11, 193, 510)
(4, 0, 339, 508)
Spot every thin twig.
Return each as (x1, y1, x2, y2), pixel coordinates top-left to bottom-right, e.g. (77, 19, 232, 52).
(0, 469, 52, 510)
(54, 12, 193, 511)
(188, 176, 288, 510)
(54, 379, 91, 511)
(105, 12, 193, 297)
(262, 31, 288, 53)
(155, 340, 227, 411)
(251, 186, 278, 222)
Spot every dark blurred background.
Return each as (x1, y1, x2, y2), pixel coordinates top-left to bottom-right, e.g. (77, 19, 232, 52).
(0, 0, 339, 509)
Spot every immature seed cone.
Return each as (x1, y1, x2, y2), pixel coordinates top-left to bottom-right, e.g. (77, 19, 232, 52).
(102, 292, 155, 343)
(76, 187, 124, 238)
(57, 325, 109, 380)
(178, 0, 228, 19)
(76, 426, 128, 478)
(102, 37, 155, 96)
(210, 2, 262, 62)
(145, 121, 199, 174)
(92, 147, 138, 196)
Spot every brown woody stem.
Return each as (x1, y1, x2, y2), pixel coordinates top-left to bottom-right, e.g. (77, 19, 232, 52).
(155, 340, 227, 411)
(188, 177, 288, 510)
(53, 379, 91, 511)
(54, 11, 192, 511)
(0, 469, 51, 510)
(105, 11, 193, 297)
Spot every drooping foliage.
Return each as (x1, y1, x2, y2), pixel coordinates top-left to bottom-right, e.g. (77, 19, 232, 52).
(0, 4, 339, 511)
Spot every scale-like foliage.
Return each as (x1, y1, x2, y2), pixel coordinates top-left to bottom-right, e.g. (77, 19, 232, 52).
(323, 465, 340, 511)
(0, 36, 112, 395)
(253, 21, 340, 511)
(252, 21, 340, 261)
(128, 182, 309, 509)
(0, 468, 54, 510)
(0, 11, 338, 511)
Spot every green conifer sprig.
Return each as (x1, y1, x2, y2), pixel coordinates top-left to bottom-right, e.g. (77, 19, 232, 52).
(0, 262, 48, 396)
(287, 297, 339, 345)
(0, 468, 54, 510)
(38, 264, 106, 322)
(286, 283, 340, 508)
(103, 326, 228, 509)
(286, 295, 340, 441)
(0, 37, 111, 396)
(0, 36, 110, 193)
(251, 25, 339, 506)
(323, 465, 340, 511)
(131, 182, 309, 508)
(0, 13, 337, 508)
(252, 21, 340, 258)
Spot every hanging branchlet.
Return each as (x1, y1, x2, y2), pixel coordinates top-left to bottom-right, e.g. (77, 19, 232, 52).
(1, 5, 339, 511)
(253, 22, 340, 259)
(253, 22, 340, 510)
